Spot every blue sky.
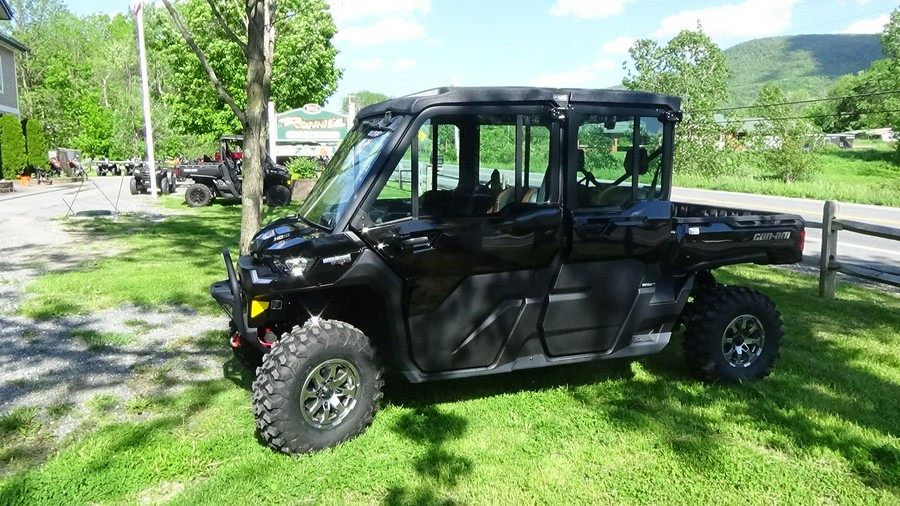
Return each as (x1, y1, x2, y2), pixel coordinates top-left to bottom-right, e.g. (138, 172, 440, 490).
(66, 0, 898, 110)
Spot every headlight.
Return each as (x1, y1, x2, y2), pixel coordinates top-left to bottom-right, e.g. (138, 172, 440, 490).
(285, 257, 309, 276)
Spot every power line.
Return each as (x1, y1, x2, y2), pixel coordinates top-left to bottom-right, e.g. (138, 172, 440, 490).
(709, 107, 900, 124)
(693, 89, 900, 113)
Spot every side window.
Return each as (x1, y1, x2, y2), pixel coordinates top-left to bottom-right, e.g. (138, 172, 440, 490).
(575, 115, 664, 209)
(370, 121, 431, 224)
(420, 113, 553, 218)
(367, 112, 554, 224)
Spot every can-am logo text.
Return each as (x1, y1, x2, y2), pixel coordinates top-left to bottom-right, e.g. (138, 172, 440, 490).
(753, 232, 792, 241)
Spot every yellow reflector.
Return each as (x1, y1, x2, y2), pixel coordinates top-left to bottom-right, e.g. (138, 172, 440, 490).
(250, 299, 269, 318)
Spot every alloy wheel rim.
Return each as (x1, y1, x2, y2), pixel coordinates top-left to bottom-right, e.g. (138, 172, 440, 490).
(721, 314, 765, 368)
(299, 358, 360, 428)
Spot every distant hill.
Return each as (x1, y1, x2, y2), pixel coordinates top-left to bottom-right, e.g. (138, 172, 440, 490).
(725, 34, 884, 108)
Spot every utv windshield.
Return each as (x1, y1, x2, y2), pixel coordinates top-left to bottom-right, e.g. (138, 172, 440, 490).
(299, 115, 404, 229)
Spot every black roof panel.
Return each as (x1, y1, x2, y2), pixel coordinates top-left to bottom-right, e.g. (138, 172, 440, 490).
(357, 87, 681, 118)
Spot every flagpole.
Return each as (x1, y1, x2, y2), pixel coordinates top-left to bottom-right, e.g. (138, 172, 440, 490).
(134, 1, 158, 198)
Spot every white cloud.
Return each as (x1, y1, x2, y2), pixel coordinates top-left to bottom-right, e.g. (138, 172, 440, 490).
(334, 17, 427, 47)
(355, 57, 384, 71)
(601, 36, 637, 54)
(550, 0, 635, 19)
(393, 58, 417, 71)
(654, 0, 798, 40)
(327, 0, 431, 26)
(841, 14, 889, 34)
(529, 59, 616, 87)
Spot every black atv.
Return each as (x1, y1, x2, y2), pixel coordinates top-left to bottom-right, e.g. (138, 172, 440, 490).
(183, 156, 293, 208)
(130, 163, 176, 195)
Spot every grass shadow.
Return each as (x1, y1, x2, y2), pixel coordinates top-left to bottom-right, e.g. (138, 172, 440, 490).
(384, 406, 471, 506)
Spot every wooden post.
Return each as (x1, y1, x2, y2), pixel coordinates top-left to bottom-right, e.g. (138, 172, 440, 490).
(819, 200, 839, 299)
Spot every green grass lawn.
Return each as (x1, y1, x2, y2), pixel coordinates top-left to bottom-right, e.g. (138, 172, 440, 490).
(20, 196, 295, 318)
(677, 147, 900, 206)
(2, 194, 899, 504)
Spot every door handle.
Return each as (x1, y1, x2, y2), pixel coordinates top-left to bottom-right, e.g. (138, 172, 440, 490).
(401, 236, 430, 247)
(613, 216, 648, 225)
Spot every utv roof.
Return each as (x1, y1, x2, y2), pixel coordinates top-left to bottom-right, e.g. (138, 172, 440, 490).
(358, 87, 681, 118)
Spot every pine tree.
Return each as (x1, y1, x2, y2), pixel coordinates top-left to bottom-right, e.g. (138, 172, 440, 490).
(24, 117, 49, 170)
(0, 114, 27, 180)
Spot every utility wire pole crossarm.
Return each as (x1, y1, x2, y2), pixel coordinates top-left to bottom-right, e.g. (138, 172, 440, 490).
(133, 1, 158, 199)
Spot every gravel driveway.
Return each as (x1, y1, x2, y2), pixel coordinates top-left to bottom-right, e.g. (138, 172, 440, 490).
(0, 177, 228, 437)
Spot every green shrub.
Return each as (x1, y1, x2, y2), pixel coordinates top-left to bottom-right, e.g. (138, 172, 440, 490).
(23, 118, 48, 170)
(0, 114, 26, 179)
(285, 156, 320, 179)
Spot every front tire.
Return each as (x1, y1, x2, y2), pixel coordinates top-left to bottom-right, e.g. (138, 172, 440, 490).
(185, 183, 213, 207)
(265, 185, 292, 207)
(129, 178, 139, 195)
(252, 320, 383, 454)
(682, 286, 782, 383)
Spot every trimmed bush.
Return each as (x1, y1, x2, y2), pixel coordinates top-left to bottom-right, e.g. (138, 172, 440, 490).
(0, 114, 26, 180)
(285, 156, 320, 179)
(24, 118, 49, 171)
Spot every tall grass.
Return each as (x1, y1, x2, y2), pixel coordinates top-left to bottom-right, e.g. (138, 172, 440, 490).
(677, 147, 900, 206)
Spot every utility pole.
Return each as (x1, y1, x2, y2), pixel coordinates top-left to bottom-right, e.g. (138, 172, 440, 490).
(133, 1, 158, 198)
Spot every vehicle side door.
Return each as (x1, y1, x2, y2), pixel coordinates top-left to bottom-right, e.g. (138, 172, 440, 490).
(541, 107, 679, 356)
(354, 108, 564, 373)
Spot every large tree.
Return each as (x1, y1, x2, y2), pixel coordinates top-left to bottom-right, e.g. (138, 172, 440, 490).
(751, 84, 820, 182)
(623, 25, 733, 177)
(159, 0, 340, 253)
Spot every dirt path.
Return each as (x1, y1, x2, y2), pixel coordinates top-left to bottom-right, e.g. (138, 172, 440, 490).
(0, 178, 228, 438)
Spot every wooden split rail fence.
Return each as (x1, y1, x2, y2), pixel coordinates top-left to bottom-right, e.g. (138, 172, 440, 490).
(818, 200, 900, 298)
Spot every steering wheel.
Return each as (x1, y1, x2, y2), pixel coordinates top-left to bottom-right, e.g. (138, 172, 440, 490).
(578, 168, 602, 188)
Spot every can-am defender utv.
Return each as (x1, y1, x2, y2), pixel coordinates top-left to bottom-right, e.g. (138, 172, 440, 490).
(211, 87, 805, 455)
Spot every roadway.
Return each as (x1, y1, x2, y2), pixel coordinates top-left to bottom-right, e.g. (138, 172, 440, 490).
(418, 164, 900, 280)
(4, 175, 897, 284)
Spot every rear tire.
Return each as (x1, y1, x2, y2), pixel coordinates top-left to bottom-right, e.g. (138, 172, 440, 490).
(129, 178, 139, 195)
(265, 185, 292, 207)
(252, 319, 383, 454)
(683, 286, 782, 383)
(185, 183, 213, 207)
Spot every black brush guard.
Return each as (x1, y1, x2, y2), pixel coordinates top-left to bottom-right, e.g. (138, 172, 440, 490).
(210, 248, 257, 342)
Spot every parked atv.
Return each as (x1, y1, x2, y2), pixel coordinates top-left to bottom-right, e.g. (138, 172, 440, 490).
(96, 160, 121, 176)
(211, 87, 805, 455)
(130, 163, 176, 195)
(183, 157, 292, 207)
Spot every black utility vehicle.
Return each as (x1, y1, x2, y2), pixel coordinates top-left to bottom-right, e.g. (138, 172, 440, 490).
(211, 87, 805, 455)
(130, 163, 176, 195)
(178, 136, 293, 207)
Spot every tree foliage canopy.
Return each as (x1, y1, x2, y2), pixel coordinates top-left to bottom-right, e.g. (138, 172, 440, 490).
(151, 0, 340, 136)
(340, 90, 391, 114)
(623, 25, 734, 176)
(0, 0, 341, 162)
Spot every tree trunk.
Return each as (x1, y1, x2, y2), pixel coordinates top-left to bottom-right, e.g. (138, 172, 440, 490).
(239, 0, 271, 254)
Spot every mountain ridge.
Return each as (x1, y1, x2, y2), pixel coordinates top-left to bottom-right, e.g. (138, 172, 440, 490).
(724, 33, 884, 107)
